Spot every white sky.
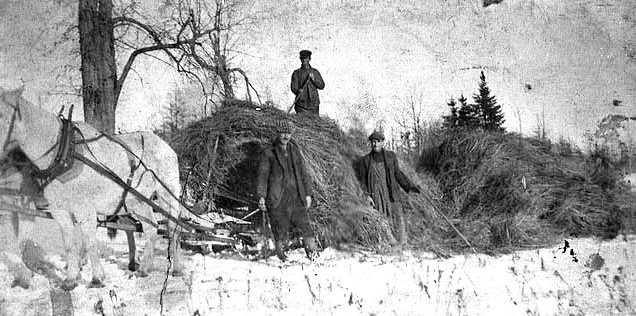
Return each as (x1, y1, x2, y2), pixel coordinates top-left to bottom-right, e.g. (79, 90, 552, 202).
(2, 0, 636, 148)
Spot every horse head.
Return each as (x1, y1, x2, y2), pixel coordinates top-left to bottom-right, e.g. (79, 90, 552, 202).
(0, 87, 27, 161)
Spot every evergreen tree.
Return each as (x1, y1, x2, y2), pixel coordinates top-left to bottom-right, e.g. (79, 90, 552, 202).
(457, 94, 479, 129)
(472, 71, 505, 131)
(442, 97, 459, 129)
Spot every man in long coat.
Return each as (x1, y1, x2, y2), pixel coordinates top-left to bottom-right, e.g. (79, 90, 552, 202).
(257, 120, 319, 260)
(355, 130, 421, 245)
(290, 50, 325, 115)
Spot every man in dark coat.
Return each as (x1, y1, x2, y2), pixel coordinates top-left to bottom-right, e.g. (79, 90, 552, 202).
(355, 130, 421, 245)
(257, 120, 319, 261)
(290, 50, 325, 116)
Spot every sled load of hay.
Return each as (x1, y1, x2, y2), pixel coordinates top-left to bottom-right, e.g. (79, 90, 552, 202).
(175, 100, 397, 248)
(173, 100, 636, 255)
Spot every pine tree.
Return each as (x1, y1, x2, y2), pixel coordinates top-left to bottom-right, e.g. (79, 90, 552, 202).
(442, 97, 459, 129)
(457, 94, 479, 129)
(473, 71, 505, 131)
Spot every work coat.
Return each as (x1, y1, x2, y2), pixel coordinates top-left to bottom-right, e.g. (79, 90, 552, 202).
(291, 67, 325, 114)
(257, 141, 313, 209)
(355, 150, 419, 203)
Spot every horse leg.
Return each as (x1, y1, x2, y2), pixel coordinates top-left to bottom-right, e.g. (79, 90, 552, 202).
(166, 220, 184, 277)
(2, 213, 33, 288)
(51, 211, 81, 290)
(136, 221, 159, 277)
(126, 230, 139, 271)
(78, 219, 105, 288)
(74, 224, 88, 269)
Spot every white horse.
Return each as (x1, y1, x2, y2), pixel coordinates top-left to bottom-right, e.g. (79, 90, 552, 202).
(0, 87, 184, 289)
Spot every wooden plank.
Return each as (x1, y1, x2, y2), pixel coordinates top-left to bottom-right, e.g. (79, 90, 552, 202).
(96, 221, 141, 232)
(157, 229, 238, 245)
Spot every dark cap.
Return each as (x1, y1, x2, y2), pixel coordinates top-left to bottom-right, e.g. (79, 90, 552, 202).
(368, 130, 385, 141)
(275, 119, 295, 133)
(299, 50, 312, 58)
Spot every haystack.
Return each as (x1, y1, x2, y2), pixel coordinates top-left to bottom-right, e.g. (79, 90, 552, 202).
(418, 130, 627, 251)
(175, 100, 399, 248)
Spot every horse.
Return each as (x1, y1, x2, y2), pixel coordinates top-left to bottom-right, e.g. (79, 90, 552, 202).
(0, 87, 184, 289)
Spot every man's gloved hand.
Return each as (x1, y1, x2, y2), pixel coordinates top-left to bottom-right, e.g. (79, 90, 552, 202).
(258, 197, 267, 211)
(309, 71, 315, 81)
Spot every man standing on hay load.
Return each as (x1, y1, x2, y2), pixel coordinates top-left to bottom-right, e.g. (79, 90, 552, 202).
(257, 120, 320, 261)
(356, 130, 421, 246)
(291, 50, 325, 115)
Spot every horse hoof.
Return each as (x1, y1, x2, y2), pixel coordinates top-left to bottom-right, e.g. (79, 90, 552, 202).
(128, 262, 140, 272)
(171, 269, 185, 277)
(11, 278, 30, 289)
(88, 278, 105, 288)
(60, 279, 78, 291)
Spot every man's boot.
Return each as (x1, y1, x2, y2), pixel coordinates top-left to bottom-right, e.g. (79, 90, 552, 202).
(275, 240, 287, 262)
(303, 237, 320, 261)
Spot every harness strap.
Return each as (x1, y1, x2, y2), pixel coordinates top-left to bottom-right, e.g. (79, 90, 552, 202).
(111, 155, 142, 217)
(73, 153, 196, 232)
(96, 132, 207, 221)
(31, 118, 77, 185)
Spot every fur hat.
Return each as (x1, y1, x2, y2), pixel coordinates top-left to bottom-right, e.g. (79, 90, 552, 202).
(275, 120, 295, 133)
(299, 50, 312, 58)
(368, 130, 385, 141)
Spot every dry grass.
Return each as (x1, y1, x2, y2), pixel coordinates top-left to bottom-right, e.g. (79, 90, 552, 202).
(174, 101, 394, 248)
(171, 100, 633, 254)
(417, 130, 628, 253)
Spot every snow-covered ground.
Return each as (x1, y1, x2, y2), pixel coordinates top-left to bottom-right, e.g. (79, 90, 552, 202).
(1, 224, 634, 316)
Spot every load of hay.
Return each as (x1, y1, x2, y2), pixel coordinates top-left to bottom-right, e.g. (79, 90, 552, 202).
(417, 130, 633, 252)
(175, 100, 398, 248)
(171, 99, 634, 255)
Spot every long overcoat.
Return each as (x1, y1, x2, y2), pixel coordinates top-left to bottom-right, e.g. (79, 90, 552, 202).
(257, 141, 312, 209)
(355, 150, 418, 202)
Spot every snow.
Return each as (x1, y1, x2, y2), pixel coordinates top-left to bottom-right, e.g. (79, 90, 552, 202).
(1, 229, 635, 316)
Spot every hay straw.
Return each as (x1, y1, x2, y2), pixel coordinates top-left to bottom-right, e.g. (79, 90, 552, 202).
(417, 130, 626, 252)
(173, 101, 393, 248)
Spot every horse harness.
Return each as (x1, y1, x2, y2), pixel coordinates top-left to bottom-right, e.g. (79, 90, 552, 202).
(3, 104, 148, 227)
(30, 115, 79, 187)
(1, 103, 210, 235)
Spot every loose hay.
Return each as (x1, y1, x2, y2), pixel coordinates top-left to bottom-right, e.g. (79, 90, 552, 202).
(175, 101, 396, 248)
(418, 130, 627, 252)
(171, 101, 631, 254)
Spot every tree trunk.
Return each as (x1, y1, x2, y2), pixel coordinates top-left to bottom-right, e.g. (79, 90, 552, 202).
(79, 0, 117, 134)
(218, 54, 234, 99)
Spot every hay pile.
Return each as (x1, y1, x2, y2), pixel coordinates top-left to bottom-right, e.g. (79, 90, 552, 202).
(175, 101, 396, 247)
(417, 130, 627, 252)
(172, 100, 632, 254)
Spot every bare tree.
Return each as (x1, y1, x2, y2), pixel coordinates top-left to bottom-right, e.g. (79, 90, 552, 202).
(395, 94, 425, 157)
(78, 0, 261, 133)
(79, 0, 117, 133)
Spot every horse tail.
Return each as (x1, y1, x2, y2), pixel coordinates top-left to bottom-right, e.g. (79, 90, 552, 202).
(107, 228, 118, 239)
